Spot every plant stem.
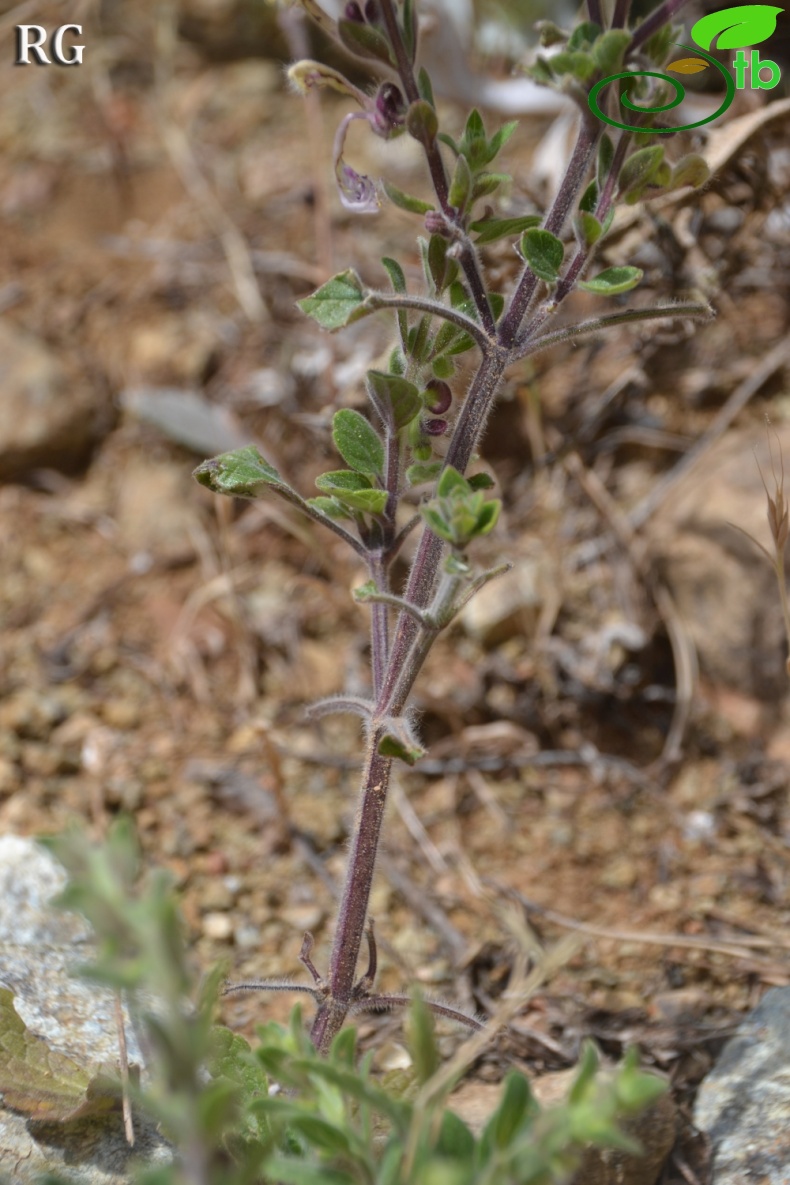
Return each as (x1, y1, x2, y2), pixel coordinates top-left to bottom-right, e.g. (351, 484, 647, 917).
(629, 0, 693, 51)
(499, 116, 600, 348)
(369, 551, 390, 697)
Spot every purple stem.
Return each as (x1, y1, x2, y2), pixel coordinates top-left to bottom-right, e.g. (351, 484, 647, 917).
(612, 0, 632, 28)
(629, 0, 693, 52)
(499, 116, 600, 349)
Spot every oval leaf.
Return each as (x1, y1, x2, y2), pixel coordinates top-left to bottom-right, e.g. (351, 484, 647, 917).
(193, 445, 286, 498)
(382, 179, 434, 215)
(578, 265, 643, 295)
(337, 17, 394, 64)
(667, 56, 709, 73)
(297, 269, 369, 331)
(470, 214, 541, 245)
(332, 408, 384, 478)
(366, 370, 421, 430)
(691, 4, 782, 50)
(521, 228, 565, 283)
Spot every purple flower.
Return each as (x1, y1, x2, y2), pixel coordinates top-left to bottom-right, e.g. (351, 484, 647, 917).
(424, 379, 452, 415)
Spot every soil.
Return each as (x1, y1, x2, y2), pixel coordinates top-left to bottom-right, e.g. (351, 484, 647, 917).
(1, 4, 789, 1182)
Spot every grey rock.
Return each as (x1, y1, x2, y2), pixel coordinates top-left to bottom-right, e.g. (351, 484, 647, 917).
(694, 987, 790, 1184)
(0, 325, 103, 482)
(0, 836, 171, 1184)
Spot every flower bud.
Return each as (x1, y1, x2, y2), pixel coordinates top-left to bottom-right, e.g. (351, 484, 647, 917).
(344, 1, 365, 20)
(371, 82, 406, 137)
(423, 417, 448, 436)
(364, 0, 378, 20)
(424, 379, 452, 415)
(424, 210, 450, 237)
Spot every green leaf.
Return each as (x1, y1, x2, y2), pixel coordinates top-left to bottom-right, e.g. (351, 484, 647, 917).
(406, 460, 443, 485)
(406, 99, 438, 147)
(378, 732, 425, 765)
(569, 1040, 599, 1104)
(470, 214, 541, 245)
(337, 17, 394, 64)
(381, 256, 406, 293)
(486, 120, 518, 162)
(691, 4, 782, 50)
(448, 153, 472, 213)
(382, 180, 435, 215)
(315, 470, 388, 515)
(617, 146, 665, 197)
(332, 409, 385, 478)
(471, 172, 510, 201)
(0, 989, 123, 1124)
(592, 28, 630, 74)
(437, 465, 469, 497)
(367, 370, 422, 430)
(437, 1109, 476, 1160)
(574, 210, 603, 248)
(352, 579, 378, 602)
(467, 472, 495, 491)
(545, 49, 596, 81)
(536, 20, 568, 46)
(579, 180, 598, 213)
(288, 1115, 353, 1156)
(431, 355, 455, 379)
(193, 445, 287, 498)
(405, 992, 440, 1083)
(567, 20, 601, 50)
(671, 153, 710, 190)
(474, 500, 500, 535)
(578, 266, 643, 295)
(487, 1071, 535, 1149)
(297, 269, 369, 330)
(417, 67, 435, 107)
(521, 228, 565, 283)
(402, 0, 417, 61)
(306, 495, 353, 520)
(427, 233, 457, 295)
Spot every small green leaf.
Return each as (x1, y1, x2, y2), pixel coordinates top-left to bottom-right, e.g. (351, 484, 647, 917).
(352, 580, 378, 602)
(579, 179, 598, 213)
(592, 28, 630, 74)
(406, 99, 438, 147)
(378, 733, 424, 764)
(487, 1071, 536, 1149)
(402, 0, 417, 61)
(405, 991, 439, 1082)
(427, 233, 457, 295)
(366, 370, 421, 430)
(546, 49, 596, 81)
(193, 445, 287, 498)
(567, 20, 601, 50)
(475, 500, 500, 535)
(471, 172, 510, 201)
(448, 153, 472, 213)
(381, 256, 406, 293)
(618, 146, 665, 197)
(406, 460, 442, 485)
(578, 266, 643, 295)
(570, 1040, 599, 1104)
(536, 20, 568, 46)
(470, 214, 541, 245)
(486, 120, 518, 162)
(417, 67, 435, 107)
(437, 465, 468, 497)
(332, 408, 385, 478)
(306, 496, 353, 520)
(691, 4, 782, 50)
(315, 470, 388, 515)
(671, 153, 710, 190)
(574, 210, 603, 248)
(297, 268, 369, 330)
(432, 355, 455, 379)
(337, 17, 394, 64)
(467, 472, 495, 491)
(521, 228, 565, 283)
(382, 180, 435, 215)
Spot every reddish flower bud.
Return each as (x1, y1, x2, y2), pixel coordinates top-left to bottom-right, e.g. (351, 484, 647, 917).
(423, 417, 448, 436)
(424, 379, 452, 415)
(371, 82, 406, 137)
(424, 210, 450, 237)
(344, 1, 365, 20)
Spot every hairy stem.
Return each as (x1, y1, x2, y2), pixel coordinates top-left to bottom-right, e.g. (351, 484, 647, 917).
(629, 0, 693, 51)
(499, 116, 601, 348)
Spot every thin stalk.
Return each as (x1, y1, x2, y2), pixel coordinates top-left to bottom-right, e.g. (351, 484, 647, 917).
(511, 303, 711, 363)
(612, 0, 632, 28)
(311, 738, 392, 1051)
(629, 0, 693, 51)
(377, 0, 495, 335)
(499, 116, 601, 348)
(369, 551, 390, 697)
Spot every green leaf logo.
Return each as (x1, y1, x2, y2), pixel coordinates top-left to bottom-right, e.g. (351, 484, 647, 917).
(690, 4, 783, 51)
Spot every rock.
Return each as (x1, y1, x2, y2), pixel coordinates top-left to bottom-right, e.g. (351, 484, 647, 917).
(450, 1066, 675, 1185)
(650, 424, 790, 697)
(0, 323, 103, 482)
(0, 836, 171, 1184)
(120, 387, 247, 457)
(694, 987, 790, 1184)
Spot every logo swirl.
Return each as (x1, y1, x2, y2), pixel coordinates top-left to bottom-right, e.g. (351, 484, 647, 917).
(588, 44, 736, 133)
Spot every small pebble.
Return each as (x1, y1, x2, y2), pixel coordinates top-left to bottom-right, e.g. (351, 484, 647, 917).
(203, 911, 235, 941)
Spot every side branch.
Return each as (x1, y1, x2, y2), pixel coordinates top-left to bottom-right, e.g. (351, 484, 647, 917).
(366, 294, 492, 351)
(511, 302, 713, 362)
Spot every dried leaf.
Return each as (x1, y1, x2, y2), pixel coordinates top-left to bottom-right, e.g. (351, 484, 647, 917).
(0, 988, 123, 1124)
